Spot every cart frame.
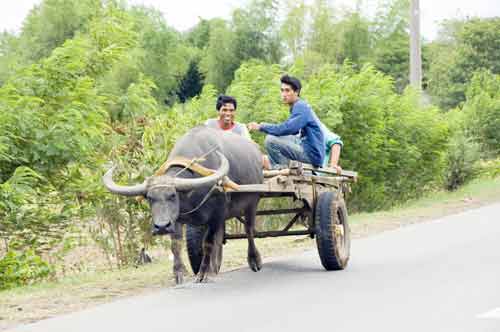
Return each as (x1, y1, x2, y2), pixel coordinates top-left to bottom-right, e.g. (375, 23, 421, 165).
(222, 162, 357, 242)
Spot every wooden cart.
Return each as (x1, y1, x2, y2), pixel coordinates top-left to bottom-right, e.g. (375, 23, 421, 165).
(187, 161, 357, 272)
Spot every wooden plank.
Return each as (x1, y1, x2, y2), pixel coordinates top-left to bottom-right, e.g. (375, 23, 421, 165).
(292, 176, 340, 187)
(225, 229, 312, 240)
(263, 169, 290, 178)
(263, 166, 356, 182)
(302, 164, 358, 181)
(225, 183, 297, 194)
(256, 208, 308, 216)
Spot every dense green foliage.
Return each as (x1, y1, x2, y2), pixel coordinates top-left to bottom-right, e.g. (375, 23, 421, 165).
(442, 70, 500, 190)
(443, 108, 480, 190)
(462, 71, 500, 156)
(0, 249, 53, 290)
(427, 18, 500, 109)
(0, 0, 498, 288)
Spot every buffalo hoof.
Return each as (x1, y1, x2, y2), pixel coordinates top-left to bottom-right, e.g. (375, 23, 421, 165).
(247, 253, 262, 272)
(175, 271, 184, 285)
(195, 272, 215, 283)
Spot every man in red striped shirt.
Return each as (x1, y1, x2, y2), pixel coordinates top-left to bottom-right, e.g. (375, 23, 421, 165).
(205, 95, 271, 169)
(205, 95, 251, 139)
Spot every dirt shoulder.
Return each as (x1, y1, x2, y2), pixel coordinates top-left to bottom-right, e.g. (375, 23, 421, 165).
(1, 176, 500, 331)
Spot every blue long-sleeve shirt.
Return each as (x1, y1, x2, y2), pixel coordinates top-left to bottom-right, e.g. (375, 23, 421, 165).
(259, 99, 325, 167)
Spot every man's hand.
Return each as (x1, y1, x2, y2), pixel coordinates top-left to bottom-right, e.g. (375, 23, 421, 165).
(247, 122, 261, 131)
(330, 165, 342, 175)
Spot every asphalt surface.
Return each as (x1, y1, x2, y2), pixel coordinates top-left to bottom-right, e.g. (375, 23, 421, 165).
(12, 203, 500, 332)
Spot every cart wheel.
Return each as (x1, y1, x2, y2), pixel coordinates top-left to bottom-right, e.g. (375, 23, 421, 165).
(314, 191, 350, 270)
(186, 224, 223, 274)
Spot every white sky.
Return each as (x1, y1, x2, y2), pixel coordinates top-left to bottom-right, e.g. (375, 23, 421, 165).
(1, 0, 499, 40)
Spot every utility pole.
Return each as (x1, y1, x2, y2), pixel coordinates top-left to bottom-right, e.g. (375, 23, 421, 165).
(410, 0, 422, 89)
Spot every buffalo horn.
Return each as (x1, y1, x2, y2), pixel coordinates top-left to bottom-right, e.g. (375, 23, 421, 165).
(102, 166, 147, 196)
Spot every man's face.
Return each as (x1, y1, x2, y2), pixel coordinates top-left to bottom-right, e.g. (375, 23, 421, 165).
(281, 83, 299, 105)
(218, 102, 235, 126)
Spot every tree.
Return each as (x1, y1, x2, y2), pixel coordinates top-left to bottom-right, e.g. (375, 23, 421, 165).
(427, 18, 500, 109)
(371, 0, 411, 92)
(0, 32, 22, 85)
(336, 11, 371, 66)
(308, 0, 339, 62)
(372, 33, 409, 91)
(281, 0, 308, 61)
(232, 0, 282, 64)
(199, 19, 238, 92)
(176, 59, 204, 103)
(185, 19, 211, 50)
(18, 0, 102, 62)
(129, 6, 191, 105)
(284, 1, 371, 69)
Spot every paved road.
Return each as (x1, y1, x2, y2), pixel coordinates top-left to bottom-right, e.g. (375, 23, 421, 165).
(12, 203, 500, 332)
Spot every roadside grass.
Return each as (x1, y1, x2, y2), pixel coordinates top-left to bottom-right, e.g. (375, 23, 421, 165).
(1, 175, 500, 330)
(349, 175, 500, 236)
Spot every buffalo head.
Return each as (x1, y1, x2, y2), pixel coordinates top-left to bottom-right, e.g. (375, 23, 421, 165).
(102, 151, 229, 235)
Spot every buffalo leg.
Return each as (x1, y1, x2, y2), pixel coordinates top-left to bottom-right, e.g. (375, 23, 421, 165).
(211, 224, 224, 274)
(196, 220, 223, 283)
(171, 223, 187, 284)
(245, 204, 262, 272)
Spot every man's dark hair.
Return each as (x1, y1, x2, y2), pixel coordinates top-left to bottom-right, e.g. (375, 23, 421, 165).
(280, 75, 301, 94)
(216, 95, 237, 110)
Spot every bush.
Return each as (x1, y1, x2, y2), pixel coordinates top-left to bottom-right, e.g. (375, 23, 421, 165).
(476, 158, 500, 179)
(444, 108, 481, 190)
(0, 7, 140, 254)
(462, 70, 500, 157)
(445, 131, 481, 191)
(0, 249, 53, 290)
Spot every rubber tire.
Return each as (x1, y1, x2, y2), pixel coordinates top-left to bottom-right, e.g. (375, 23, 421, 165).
(186, 224, 223, 274)
(314, 191, 350, 270)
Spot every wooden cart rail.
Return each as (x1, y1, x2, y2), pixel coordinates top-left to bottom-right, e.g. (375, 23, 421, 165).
(226, 165, 357, 207)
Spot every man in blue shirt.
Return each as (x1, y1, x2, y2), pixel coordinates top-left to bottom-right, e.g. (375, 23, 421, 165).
(248, 75, 325, 169)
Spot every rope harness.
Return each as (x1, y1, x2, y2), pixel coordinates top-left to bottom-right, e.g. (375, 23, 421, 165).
(150, 147, 238, 215)
(179, 182, 220, 216)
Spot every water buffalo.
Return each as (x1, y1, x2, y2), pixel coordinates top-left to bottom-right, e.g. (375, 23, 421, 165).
(103, 126, 263, 283)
